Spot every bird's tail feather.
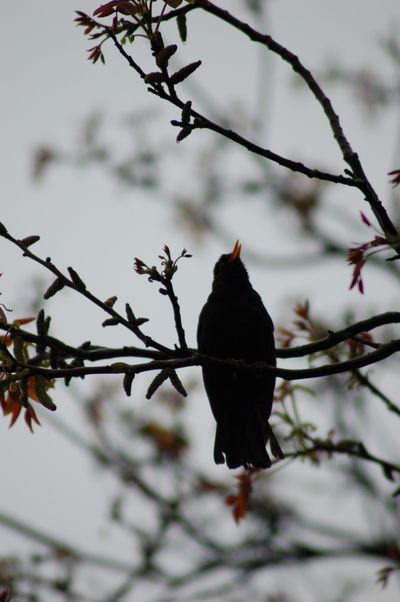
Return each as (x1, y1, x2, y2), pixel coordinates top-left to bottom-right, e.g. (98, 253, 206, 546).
(267, 422, 284, 459)
(214, 411, 280, 469)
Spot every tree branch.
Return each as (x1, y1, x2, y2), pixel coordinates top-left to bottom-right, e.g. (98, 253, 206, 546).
(195, 1, 397, 236)
(0, 224, 173, 355)
(5, 336, 400, 384)
(277, 311, 400, 358)
(107, 23, 359, 188)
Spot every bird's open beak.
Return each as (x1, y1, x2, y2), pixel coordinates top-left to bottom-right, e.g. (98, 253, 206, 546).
(229, 240, 242, 261)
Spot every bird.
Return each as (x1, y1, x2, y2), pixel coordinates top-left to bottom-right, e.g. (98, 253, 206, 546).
(197, 241, 283, 469)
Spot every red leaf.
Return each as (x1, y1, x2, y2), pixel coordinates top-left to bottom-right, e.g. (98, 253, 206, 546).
(93, 1, 118, 17)
(294, 300, 309, 320)
(9, 402, 22, 429)
(388, 169, 400, 187)
(24, 404, 41, 433)
(225, 471, 254, 523)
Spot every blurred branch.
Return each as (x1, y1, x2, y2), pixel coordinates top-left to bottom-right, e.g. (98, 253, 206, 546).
(354, 371, 400, 418)
(0, 511, 134, 574)
(285, 435, 400, 481)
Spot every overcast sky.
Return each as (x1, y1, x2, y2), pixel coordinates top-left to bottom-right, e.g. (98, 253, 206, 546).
(1, 2, 400, 601)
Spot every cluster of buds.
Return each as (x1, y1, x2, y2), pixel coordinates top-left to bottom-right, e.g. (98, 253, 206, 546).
(134, 245, 191, 282)
(76, 1, 196, 65)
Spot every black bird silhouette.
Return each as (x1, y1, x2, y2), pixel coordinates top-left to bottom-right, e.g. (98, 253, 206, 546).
(197, 241, 283, 469)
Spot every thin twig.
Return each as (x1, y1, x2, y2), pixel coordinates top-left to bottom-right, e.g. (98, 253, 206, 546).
(162, 276, 188, 351)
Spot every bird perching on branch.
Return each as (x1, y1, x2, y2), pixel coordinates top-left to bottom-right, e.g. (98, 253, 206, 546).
(197, 241, 283, 469)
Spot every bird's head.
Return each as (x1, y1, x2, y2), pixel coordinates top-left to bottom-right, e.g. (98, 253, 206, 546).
(212, 240, 250, 292)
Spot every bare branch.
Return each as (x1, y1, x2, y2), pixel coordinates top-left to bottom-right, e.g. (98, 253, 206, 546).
(195, 1, 397, 236)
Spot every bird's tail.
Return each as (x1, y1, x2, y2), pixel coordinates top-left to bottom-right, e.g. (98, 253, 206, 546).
(214, 410, 283, 469)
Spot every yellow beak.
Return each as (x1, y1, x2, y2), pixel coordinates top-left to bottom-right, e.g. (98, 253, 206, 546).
(229, 240, 242, 261)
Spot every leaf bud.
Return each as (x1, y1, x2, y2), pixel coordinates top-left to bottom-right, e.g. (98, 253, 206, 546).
(170, 60, 201, 85)
(43, 278, 64, 300)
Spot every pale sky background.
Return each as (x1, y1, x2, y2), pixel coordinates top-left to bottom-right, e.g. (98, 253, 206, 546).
(1, 1, 400, 601)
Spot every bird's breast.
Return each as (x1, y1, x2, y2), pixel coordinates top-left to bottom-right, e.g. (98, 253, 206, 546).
(198, 293, 275, 363)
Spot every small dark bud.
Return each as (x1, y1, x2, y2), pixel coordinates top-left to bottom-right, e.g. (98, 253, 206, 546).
(125, 303, 136, 324)
(123, 371, 135, 396)
(155, 44, 177, 68)
(79, 341, 92, 349)
(170, 60, 201, 85)
(102, 317, 120, 327)
(44, 278, 64, 300)
(146, 369, 170, 399)
(68, 266, 86, 291)
(168, 369, 187, 397)
(176, 126, 192, 143)
(151, 30, 164, 53)
(36, 309, 45, 335)
(144, 71, 164, 85)
(135, 317, 149, 326)
(44, 316, 51, 334)
(159, 288, 168, 295)
(110, 362, 130, 372)
(104, 296, 118, 307)
(177, 12, 187, 42)
(20, 235, 40, 247)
